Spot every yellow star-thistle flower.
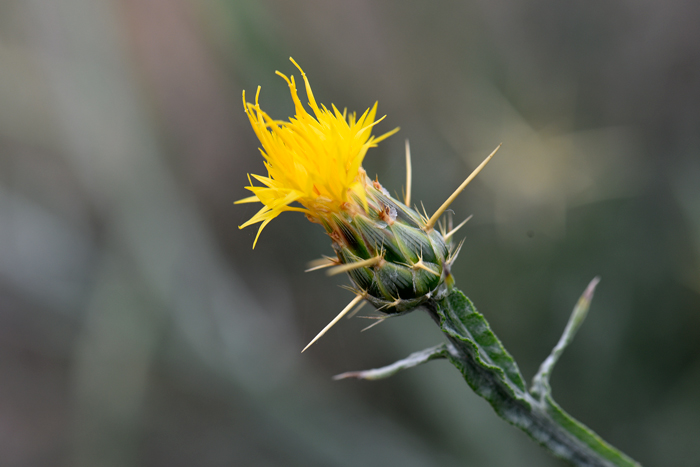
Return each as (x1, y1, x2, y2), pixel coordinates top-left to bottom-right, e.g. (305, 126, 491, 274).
(237, 58, 399, 248)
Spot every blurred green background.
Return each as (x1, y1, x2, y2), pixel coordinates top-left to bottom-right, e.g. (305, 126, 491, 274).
(1, 0, 699, 466)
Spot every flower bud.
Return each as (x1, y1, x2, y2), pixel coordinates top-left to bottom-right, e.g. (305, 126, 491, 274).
(327, 178, 451, 314)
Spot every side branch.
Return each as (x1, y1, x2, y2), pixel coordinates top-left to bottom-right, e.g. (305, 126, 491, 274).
(333, 344, 448, 381)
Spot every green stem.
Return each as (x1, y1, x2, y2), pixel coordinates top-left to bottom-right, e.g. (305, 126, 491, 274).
(426, 287, 640, 467)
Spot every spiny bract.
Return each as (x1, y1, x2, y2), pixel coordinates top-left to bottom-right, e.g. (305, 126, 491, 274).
(238, 58, 462, 315)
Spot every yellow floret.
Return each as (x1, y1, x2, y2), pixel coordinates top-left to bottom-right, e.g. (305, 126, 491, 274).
(237, 58, 399, 247)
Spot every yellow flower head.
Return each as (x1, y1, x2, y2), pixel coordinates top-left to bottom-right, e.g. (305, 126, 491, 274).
(237, 58, 399, 247)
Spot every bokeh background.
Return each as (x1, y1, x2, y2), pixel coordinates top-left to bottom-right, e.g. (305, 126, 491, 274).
(1, 0, 699, 466)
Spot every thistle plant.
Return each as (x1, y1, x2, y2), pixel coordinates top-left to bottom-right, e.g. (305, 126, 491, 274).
(238, 58, 641, 467)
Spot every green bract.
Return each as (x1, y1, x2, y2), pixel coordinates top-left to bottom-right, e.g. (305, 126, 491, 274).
(325, 178, 455, 314)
